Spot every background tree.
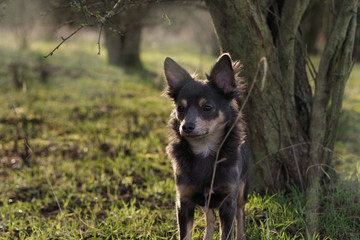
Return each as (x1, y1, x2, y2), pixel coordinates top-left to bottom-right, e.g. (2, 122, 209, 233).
(354, 7, 360, 61)
(46, 1, 214, 70)
(205, 0, 358, 192)
(1, 0, 42, 49)
(301, 0, 324, 54)
(44, 0, 148, 69)
(104, 5, 146, 69)
(103, 1, 217, 69)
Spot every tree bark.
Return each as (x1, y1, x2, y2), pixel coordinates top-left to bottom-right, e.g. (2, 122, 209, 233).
(309, 0, 357, 180)
(206, 0, 358, 192)
(104, 6, 146, 69)
(301, 0, 324, 54)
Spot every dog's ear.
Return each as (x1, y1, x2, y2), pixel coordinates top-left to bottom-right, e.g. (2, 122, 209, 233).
(207, 53, 236, 96)
(164, 57, 193, 99)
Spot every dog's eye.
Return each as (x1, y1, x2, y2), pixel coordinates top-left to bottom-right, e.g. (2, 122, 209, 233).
(203, 105, 213, 112)
(177, 105, 185, 113)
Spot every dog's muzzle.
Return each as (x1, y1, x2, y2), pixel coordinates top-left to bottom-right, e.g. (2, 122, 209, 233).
(182, 122, 195, 134)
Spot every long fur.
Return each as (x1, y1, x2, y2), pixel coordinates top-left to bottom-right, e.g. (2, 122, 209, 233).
(164, 53, 250, 240)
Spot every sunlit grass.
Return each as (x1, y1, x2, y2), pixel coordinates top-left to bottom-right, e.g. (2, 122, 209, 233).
(0, 33, 359, 239)
(333, 59, 360, 175)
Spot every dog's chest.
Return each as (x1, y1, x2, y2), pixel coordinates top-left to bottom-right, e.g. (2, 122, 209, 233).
(176, 170, 237, 209)
(186, 138, 218, 157)
(174, 141, 239, 187)
(176, 155, 234, 189)
(186, 131, 224, 158)
(186, 156, 214, 183)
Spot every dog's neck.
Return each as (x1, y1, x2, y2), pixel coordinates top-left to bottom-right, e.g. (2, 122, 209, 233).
(185, 126, 226, 158)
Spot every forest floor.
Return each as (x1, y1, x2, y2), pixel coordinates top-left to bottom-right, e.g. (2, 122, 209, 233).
(0, 36, 359, 239)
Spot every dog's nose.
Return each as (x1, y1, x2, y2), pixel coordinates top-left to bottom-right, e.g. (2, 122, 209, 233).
(182, 123, 195, 134)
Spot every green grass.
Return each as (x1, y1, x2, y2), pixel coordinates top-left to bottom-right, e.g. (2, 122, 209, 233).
(335, 63, 360, 175)
(0, 35, 359, 239)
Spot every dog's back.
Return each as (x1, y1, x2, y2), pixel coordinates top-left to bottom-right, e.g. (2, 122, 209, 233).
(164, 53, 249, 240)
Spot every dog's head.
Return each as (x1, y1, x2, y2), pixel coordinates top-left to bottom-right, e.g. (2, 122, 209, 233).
(164, 54, 243, 144)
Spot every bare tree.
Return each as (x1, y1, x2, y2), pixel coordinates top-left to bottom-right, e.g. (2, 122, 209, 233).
(205, 0, 358, 192)
(104, 5, 146, 69)
(45, 0, 148, 70)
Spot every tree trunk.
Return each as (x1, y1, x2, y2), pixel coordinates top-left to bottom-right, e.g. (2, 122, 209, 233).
(353, 8, 360, 61)
(309, 0, 357, 181)
(205, 0, 358, 192)
(301, 0, 324, 54)
(104, 6, 145, 69)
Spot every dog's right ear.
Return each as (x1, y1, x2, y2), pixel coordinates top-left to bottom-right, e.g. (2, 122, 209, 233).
(208, 53, 236, 96)
(164, 57, 193, 99)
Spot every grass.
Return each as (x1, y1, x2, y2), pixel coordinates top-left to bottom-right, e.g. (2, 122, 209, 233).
(0, 34, 359, 239)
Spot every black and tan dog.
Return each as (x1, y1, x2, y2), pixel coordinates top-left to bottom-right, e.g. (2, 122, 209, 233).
(164, 53, 250, 240)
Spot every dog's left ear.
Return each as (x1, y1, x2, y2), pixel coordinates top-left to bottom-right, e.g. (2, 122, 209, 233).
(164, 57, 193, 99)
(207, 53, 236, 96)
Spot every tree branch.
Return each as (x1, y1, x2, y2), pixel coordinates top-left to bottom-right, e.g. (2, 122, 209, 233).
(44, 24, 85, 58)
(277, 0, 311, 98)
(309, 0, 358, 178)
(323, 13, 357, 165)
(97, 23, 104, 55)
(44, 0, 201, 58)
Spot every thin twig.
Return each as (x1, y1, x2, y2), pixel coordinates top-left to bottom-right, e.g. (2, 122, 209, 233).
(254, 141, 337, 170)
(306, 54, 318, 81)
(205, 57, 268, 211)
(44, 25, 85, 58)
(97, 23, 104, 55)
(79, 0, 90, 24)
(43, 0, 135, 58)
(113, 0, 122, 10)
(46, 175, 72, 239)
(305, 163, 340, 180)
(266, 211, 270, 239)
(284, 122, 304, 191)
(331, 0, 336, 16)
(24, 137, 33, 165)
(225, 215, 236, 240)
(79, 218, 97, 229)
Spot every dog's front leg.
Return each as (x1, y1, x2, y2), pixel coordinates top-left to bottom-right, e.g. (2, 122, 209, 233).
(219, 200, 237, 240)
(236, 181, 247, 240)
(204, 209, 216, 240)
(177, 200, 195, 240)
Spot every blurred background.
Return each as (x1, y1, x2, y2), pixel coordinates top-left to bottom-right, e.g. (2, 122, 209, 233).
(0, 0, 359, 239)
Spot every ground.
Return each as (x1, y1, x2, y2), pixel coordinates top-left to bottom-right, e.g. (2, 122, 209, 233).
(0, 35, 359, 239)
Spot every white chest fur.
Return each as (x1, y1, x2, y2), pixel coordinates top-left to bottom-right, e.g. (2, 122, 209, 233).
(186, 129, 224, 157)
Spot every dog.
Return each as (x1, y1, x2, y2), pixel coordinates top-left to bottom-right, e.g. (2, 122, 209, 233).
(164, 53, 250, 240)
